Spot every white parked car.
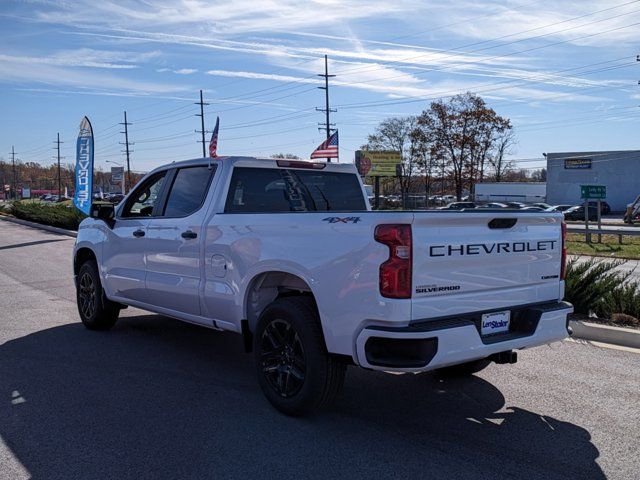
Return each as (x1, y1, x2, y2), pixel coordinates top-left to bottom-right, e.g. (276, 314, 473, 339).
(73, 157, 572, 415)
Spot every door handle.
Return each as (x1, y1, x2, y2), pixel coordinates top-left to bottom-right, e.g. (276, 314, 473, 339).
(133, 229, 145, 238)
(181, 230, 198, 239)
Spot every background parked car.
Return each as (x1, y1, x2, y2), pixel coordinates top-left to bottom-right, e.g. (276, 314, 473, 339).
(587, 200, 611, 215)
(477, 202, 508, 209)
(564, 205, 598, 221)
(546, 205, 573, 212)
(439, 201, 476, 210)
(505, 202, 527, 209)
(531, 202, 551, 209)
(106, 194, 125, 204)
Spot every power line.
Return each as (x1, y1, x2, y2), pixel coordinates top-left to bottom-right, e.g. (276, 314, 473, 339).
(195, 89, 209, 158)
(335, 55, 638, 110)
(9, 146, 18, 200)
(119, 111, 133, 192)
(223, 110, 316, 130)
(210, 86, 317, 115)
(316, 55, 336, 162)
(54, 133, 64, 196)
(134, 130, 194, 144)
(331, 1, 640, 80)
(387, 0, 543, 43)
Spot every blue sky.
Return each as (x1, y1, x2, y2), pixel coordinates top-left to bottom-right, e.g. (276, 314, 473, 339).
(0, 0, 639, 174)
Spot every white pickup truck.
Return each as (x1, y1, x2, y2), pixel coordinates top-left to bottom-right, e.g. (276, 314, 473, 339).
(74, 156, 572, 415)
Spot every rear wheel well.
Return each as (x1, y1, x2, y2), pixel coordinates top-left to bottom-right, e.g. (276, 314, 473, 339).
(74, 247, 97, 276)
(243, 272, 317, 352)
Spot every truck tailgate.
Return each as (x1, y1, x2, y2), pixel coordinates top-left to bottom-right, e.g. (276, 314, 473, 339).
(410, 212, 564, 321)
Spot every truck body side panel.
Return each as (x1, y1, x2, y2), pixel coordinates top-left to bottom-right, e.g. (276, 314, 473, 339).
(201, 211, 414, 357)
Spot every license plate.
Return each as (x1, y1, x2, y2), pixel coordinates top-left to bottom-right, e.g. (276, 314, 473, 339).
(481, 311, 511, 336)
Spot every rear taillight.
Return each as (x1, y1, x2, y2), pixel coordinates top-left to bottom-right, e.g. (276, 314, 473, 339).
(560, 221, 567, 280)
(375, 224, 412, 299)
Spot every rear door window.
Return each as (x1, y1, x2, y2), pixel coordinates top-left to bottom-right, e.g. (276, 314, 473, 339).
(225, 167, 366, 213)
(163, 166, 215, 217)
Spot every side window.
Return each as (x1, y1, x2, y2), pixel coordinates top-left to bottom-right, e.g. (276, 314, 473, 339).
(121, 172, 167, 218)
(163, 166, 214, 217)
(225, 167, 366, 213)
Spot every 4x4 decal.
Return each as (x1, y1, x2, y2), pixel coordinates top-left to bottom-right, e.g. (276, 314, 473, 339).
(323, 216, 362, 224)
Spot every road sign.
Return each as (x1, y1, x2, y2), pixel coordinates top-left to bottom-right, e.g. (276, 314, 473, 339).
(110, 166, 124, 183)
(581, 185, 606, 199)
(110, 166, 125, 195)
(355, 150, 401, 177)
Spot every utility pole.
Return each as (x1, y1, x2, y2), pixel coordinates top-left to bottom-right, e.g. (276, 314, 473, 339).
(10, 146, 17, 200)
(195, 89, 210, 158)
(120, 111, 133, 192)
(316, 55, 336, 162)
(54, 133, 64, 197)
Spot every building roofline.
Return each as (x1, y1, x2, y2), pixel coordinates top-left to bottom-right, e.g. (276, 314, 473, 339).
(477, 182, 546, 185)
(544, 149, 640, 156)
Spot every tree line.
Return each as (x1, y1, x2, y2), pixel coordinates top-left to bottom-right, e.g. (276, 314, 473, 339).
(363, 92, 544, 200)
(0, 160, 131, 198)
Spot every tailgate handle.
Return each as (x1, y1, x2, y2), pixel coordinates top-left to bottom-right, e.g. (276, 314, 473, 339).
(489, 218, 517, 229)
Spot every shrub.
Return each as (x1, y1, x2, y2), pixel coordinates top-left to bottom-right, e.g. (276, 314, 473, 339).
(604, 282, 640, 321)
(565, 258, 640, 323)
(10, 201, 85, 230)
(564, 258, 630, 316)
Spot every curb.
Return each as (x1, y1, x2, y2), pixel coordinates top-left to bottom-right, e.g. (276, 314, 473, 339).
(570, 320, 640, 349)
(0, 215, 77, 238)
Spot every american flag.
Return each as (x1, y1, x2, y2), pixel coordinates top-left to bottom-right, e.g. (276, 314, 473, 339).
(310, 130, 338, 159)
(209, 116, 219, 158)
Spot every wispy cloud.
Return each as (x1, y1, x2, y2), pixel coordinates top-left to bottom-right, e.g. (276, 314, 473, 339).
(31, 0, 414, 34)
(0, 48, 160, 69)
(62, 25, 632, 106)
(0, 55, 188, 95)
(157, 67, 199, 75)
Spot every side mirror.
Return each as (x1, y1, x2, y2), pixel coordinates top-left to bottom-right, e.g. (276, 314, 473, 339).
(89, 203, 115, 228)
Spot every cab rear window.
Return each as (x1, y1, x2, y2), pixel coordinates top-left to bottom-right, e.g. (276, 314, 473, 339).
(225, 167, 366, 213)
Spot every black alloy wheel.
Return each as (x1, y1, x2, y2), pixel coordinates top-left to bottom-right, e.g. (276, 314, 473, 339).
(78, 270, 97, 319)
(253, 296, 346, 416)
(76, 260, 119, 330)
(260, 319, 306, 398)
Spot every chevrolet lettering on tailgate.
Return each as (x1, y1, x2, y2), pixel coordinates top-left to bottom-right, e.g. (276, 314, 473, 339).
(429, 240, 557, 257)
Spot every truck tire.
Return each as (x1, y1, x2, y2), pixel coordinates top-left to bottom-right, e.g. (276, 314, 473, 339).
(438, 358, 491, 377)
(76, 260, 120, 331)
(254, 296, 346, 416)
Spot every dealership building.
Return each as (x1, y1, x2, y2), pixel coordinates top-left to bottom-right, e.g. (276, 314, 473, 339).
(546, 150, 640, 212)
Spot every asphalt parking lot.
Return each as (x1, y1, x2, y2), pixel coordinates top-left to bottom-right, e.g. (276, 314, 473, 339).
(0, 220, 639, 480)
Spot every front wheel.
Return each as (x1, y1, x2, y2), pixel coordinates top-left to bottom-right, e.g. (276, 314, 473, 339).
(76, 260, 119, 330)
(254, 296, 346, 416)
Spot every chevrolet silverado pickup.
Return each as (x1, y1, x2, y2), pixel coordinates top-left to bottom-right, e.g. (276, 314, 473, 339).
(73, 156, 572, 415)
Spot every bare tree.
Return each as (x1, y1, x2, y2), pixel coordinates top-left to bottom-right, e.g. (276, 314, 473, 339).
(363, 116, 419, 202)
(487, 128, 516, 182)
(416, 93, 514, 199)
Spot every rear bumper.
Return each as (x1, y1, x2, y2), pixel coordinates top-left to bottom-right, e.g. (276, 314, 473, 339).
(355, 301, 573, 372)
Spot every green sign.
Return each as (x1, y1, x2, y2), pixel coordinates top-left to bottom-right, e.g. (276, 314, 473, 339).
(355, 150, 402, 177)
(580, 185, 606, 199)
